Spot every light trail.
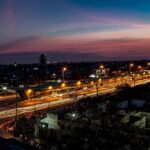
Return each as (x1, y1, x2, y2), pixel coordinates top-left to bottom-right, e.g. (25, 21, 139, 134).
(0, 77, 149, 120)
(0, 79, 150, 119)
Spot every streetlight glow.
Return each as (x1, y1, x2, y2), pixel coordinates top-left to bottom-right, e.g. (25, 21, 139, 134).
(77, 81, 81, 86)
(98, 78, 102, 82)
(138, 65, 142, 69)
(27, 89, 32, 95)
(2, 86, 7, 90)
(100, 65, 104, 69)
(26, 89, 32, 100)
(130, 63, 134, 67)
(62, 67, 67, 82)
(48, 86, 53, 90)
(72, 113, 76, 117)
(61, 83, 66, 88)
(91, 81, 94, 85)
(63, 67, 67, 71)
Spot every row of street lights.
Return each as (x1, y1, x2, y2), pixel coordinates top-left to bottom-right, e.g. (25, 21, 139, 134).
(15, 72, 150, 124)
(22, 63, 150, 105)
(25, 62, 150, 99)
(129, 62, 150, 72)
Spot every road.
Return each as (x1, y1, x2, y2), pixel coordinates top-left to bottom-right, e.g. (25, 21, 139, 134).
(0, 77, 149, 120)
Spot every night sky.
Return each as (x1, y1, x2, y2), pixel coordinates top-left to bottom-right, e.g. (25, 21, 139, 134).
(1, 0, 150, 63)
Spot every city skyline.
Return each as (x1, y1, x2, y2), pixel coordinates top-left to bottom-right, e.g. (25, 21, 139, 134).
(1, 0, 150, 63)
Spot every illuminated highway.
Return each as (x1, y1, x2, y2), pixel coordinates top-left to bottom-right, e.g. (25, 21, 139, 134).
(0, 95, 16, 101)
(0, 76, 150, 120)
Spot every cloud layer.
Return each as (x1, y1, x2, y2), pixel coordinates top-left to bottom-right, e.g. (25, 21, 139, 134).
(0, 0, 150, 63)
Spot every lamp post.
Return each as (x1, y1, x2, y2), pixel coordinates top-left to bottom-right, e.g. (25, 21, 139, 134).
(62, 67, 67, 82)
(129, 63, 134, 74)
(90, 81, 94, 89)
(133, 74, 136, 87)
(99, 65, 104, 77)
(48, 86, 53, 110)
(138, 65, 142, 70)
(142, 72, 146, 84)
(98, 78, 102, 86)
(48, 86, 53, 91)
(77, 81, 81, 86)
(99, 64, 104, 69)
(147, 62, 150, 69)
(26, 89, 32, 100)
(15, 90, 18, 124)
(142, 74, 144, 84)
(61, 83, 66, 88)
(96, 83, 99, 96)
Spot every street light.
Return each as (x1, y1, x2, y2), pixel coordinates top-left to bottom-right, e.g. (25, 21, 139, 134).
(62, 67, 67, 82)
(100, 65, 104, 69)
(48, 86, 53, 110)
(48, 86, 53, 90)
(96, 82, 99, 96)
(148, 62, 150, 65)
(141, 72, 145, 84)
(61, 83, 66, 88)
(47, 86, 53, 110)
(48, 86, 53, 108)
(2, 86, 7, 95)
(130, 63, 134, 67)
(72, 113, 76, 118)
(77, 81, 81, 86)
(98, 78, 103, 86)
(2, 86, 7, 91)
(132, 74, 136, 87)
(138, 65, 142, 70)
(90, 81, 94, 86)
(147, 62, 150, 69)
(15, 91, 18, 124)
(129, 63, 134, 74)
(26, 89, 32, 100)
(98, 78, 102, 83)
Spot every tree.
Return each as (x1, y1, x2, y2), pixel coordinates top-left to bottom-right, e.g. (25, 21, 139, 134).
(39, 54, 47, 66)
(38, 54, 48, 81)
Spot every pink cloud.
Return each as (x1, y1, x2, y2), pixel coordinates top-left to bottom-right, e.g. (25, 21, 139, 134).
(4, 0, 15, 35)
(1, 35, 150, 59)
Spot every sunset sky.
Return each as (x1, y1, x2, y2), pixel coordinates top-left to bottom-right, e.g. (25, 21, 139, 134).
(1, 0, 150, 63)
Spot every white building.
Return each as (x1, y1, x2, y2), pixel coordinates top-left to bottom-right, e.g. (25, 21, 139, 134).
(40, 113, 60, 129)
(95, 68, 110, 77)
